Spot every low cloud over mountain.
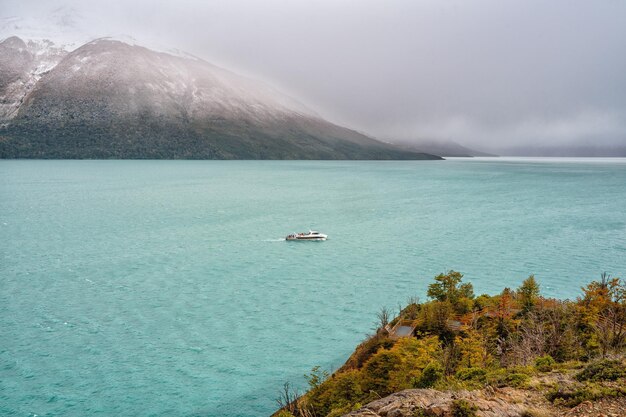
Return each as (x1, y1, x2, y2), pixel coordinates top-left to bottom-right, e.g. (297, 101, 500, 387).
(0, 36, 438, 160)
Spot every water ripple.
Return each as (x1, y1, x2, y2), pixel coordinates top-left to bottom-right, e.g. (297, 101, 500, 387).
(1, 159, 625, 416)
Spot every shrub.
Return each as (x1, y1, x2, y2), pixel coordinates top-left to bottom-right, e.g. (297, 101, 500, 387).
(544, 383, 621, 407)
(343, 333, 395, 370)
(306, 369, 363, 416)
(398, 300, 421, 321)
(485, 369, 529, 388)
(575, 360, 626, 382)
(416, 362, 443, 388)
(450, 399, 478, 417)
(455, 297, 475, 315)
(535, 355, 556, 372)
(326, 403, 356, 417)
(455, 367, 487, 382)
(506, 373, 530, 388)
(485, 369, 508, 387)
(362, 350, 403, 395)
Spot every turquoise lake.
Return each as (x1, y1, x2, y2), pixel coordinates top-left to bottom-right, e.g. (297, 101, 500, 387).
(1, 158, 625, 416)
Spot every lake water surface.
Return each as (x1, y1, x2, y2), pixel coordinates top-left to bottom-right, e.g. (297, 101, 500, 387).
(1, 158, 625, 416)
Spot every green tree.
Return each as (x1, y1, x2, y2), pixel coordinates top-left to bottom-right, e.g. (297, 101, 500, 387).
(518, 275, 540, 312)
(427, 271, 475, 314)
(428, 271, 474, 302)
(304, 366, 329, 390)
(580, 273, 626, 356)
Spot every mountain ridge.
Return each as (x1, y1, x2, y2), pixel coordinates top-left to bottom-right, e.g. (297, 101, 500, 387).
(0, 36, 440, 160)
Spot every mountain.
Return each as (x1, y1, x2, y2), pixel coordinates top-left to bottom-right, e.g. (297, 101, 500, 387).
(495, 144, 626, 157)
(0, 36, 440, 160)
(392, 139, 495, 157)
(0, 36, 68, 122)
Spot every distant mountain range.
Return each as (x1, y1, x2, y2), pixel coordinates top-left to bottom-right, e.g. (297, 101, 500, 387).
(0, 36, 440, 160)
(392, 139, 495, 157)
(494, 145, 626, 157)
(395, 139, 626, 158)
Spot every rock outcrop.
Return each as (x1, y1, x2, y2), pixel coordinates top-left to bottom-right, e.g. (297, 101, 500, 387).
(342, 385, 626, 417)
(343, 388, 532, 417)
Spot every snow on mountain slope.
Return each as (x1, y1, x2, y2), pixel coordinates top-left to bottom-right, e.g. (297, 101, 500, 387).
(0, 36, 67, 123)
(12, 37, 314, 124)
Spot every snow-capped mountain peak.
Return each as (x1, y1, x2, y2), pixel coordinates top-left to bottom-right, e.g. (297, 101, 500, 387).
(0, 36, 435, 160)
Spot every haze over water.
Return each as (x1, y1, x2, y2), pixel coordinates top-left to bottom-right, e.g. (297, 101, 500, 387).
(1, 158, 625, 416)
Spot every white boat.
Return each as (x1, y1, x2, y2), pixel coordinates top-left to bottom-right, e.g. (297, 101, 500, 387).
(285, 230, 328, 241)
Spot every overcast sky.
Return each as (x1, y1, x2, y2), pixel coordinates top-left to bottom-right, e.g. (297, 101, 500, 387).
(2, 0, 625, 152)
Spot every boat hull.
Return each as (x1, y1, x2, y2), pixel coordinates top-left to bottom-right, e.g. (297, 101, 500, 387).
(285, 236, 327, 241)
(285, 230, 328, 241)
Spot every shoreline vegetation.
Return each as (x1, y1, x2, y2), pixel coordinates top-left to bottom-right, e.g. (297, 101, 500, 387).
(274, 272, 626, 417)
